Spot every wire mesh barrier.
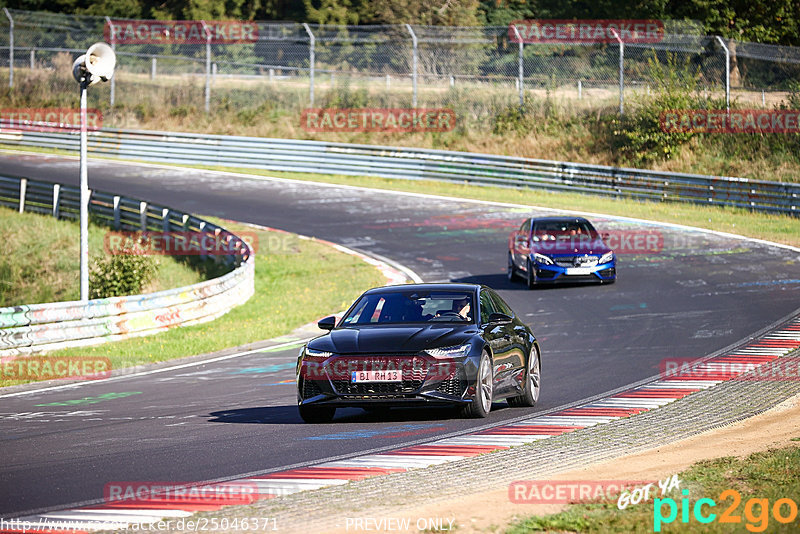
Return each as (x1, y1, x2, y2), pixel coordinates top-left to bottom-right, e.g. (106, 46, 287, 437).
(1, 126, 796, 215)
(0, 174, 255, 356)
(0, 9, 798, 123)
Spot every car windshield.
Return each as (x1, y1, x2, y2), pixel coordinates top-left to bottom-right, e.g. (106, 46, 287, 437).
(533, 220, 599, 242)
(341, 291, 474, 325)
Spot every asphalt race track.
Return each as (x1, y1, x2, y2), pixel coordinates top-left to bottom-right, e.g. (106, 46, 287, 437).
(1, 152, 798, 516)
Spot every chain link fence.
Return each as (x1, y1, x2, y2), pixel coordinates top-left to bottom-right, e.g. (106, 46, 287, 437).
(0, 9, 798, 128)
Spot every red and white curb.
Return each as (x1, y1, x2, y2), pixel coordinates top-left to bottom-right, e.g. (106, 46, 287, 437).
(10, 318, 800, 531)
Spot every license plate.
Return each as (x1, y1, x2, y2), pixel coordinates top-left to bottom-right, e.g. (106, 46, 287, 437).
(351, 370, 402, 383)
(565, 267, 592, 275)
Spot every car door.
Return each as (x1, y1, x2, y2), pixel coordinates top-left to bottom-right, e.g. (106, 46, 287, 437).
(479, 288, 515, 395)
(511, 219, 531, 270)
(489, 290, 528, 390)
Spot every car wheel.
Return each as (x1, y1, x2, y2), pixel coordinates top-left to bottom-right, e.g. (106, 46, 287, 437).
(507, 252, 517, 282)
(508, 345, 541, 407)
(526, 259, 536, 289)
(298, 404, 335, 423)
(462, 351, 493, 418)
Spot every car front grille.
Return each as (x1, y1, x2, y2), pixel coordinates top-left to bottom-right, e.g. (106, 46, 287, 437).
(328, 355, 428, 396)
(435, 376, 466, 397)
(332, 380, 423, 395)
(554, 256, 576, 267)
(301, 378, 323, 399)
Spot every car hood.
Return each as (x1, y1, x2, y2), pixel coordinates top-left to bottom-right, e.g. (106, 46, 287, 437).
(308, 323, 476, 354)
(532, 239, 611, 256)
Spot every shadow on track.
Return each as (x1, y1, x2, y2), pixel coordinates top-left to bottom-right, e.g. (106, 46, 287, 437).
(208, 404, 515, 424)
(451, 273, 608, 291)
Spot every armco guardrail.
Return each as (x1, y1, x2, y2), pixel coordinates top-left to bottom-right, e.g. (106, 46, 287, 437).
(1, 125, 797, 215)
(0, 175, 254, 356)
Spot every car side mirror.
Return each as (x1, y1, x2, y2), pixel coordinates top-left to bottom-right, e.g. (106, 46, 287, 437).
(488, 312, 512, 325)
(318, 316, 336, 331)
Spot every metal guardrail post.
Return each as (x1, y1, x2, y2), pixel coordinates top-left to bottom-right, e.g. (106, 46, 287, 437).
(511, 24, 524, 107)
(151, 56, 156, 79)
(3, 8, 13, 88)
(610, 29, 624, 115)
(302, 23, 315, 106)
(715, 36, 730, 111)
(139, 201, 148, 231)
(105, 17, 116, 107)
(201, 20, 211, 113)
(52, 183, 60, 218)
(18, 177, 26, 213)
(113, 195, 120, 228)
(161, 207, 170, 232)
(405, 24, 418, 108)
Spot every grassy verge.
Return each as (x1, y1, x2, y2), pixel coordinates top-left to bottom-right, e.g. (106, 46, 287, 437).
(0, 206, 203, 306)
(0, 219, 386, 387)
(507, 443, 800, 533)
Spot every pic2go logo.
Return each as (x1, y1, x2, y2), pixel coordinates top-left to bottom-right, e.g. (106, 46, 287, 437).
(654, 489, 799, 532)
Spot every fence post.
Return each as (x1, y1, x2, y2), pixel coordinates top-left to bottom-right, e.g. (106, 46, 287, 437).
(715, 36, 730, 111)
(161, 207, 170, 232)
(578, 80, 582, 99)
(139, 201, 148, 232)
(18, 177, 26, 213)
(405, 24, 418, 107)
(511, 24, 524, 107)
(151, 56, 156, 79)
(610, 29, 623, 115)
(53, 183, 60, 218)
(201, 20, 211, 113)
(105, 17, 116, 107)
(3, 8, 13, 88)
(113, 195, 120, 228)
(302, 23, 315, 106)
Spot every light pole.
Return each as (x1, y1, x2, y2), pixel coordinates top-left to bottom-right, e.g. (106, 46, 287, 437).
(72, 42, 116, 302)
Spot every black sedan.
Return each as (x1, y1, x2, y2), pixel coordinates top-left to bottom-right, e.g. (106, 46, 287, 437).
(296, 283, 541, 423)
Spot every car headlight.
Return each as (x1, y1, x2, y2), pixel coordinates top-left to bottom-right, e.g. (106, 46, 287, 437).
(426, 344, 470, 358)
(533, 253, 554, 265)
(599, 251, 614, 264)
(303, 347, 333, 361)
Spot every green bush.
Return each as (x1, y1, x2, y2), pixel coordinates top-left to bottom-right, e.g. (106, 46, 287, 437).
(610, 53, 707, 165)
(89, 252, 158, 299)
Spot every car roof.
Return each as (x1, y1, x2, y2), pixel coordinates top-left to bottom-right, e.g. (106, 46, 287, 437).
(364, 283, 480, 294)
(529, 216, 590, 223)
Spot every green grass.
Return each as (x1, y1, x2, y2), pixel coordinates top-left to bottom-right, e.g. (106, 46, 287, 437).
(0, 206, 204, 307)
(0, 219, 386, 387)
(507, 444, 800, 533)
